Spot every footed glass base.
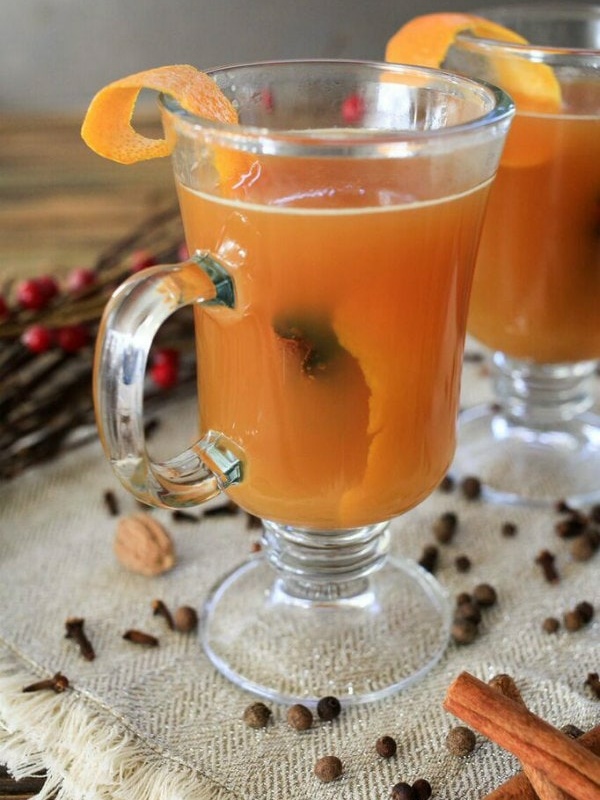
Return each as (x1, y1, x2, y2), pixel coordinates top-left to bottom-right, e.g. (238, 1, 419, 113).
(200, 549, 450, 705)
(453, 403, 600, 507)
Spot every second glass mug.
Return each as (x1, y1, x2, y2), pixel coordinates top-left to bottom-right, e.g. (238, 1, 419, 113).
(445, 3, 600, 506)
(94, 60, 513, 703)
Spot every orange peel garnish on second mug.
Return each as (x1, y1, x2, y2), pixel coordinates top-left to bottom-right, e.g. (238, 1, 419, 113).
(385, 13, 562, 168)
(80, 64, 254, 192)
(385, 13, 561, 115)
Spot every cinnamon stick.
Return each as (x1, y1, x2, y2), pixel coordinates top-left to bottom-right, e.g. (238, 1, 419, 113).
(487, 675, 572, 800)
(444, 672, 600, 800)
(484, 725, 600, 800)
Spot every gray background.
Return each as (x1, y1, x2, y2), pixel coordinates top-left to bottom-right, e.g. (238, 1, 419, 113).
(2, 0, 533, 112)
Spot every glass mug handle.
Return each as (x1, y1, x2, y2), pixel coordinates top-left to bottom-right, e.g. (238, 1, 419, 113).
(94, 252, 243, 508)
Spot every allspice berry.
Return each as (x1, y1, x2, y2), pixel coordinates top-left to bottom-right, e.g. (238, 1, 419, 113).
(391, 782, 416, 800)
(287, 703, 313, 731)
(433, 511, 458, 544)
(412, 778, 432, 800)
(316, 695, 342, 721)
(570, 534, 596, 562)
(446, 725, 476, 756)
(473, 583, 497, 607)
(455, 599, 481, 624)
(375, 735, 397, 758)
(542, 616, 560, 634)
(173, 605, 198, 633)
(575, 601, 594, 624)
(455, 555, 472, 573)
(438, 474, 455, 493)
(460, 475, 482, 500)
(314, 755, 343, 783)
(451, 618, 479, 645)
(563, 609, 584, 632)
(242, 701, 272, 729)
(561, 724, 584, 739)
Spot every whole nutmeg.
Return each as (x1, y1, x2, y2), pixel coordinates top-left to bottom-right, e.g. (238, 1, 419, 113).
(316, 695, 342, 721)
(174, 605, 198, 633)
(375, 735, 397, 758)
(446, 725, 476, 756)
(314, 755, 343, 783)
(114, 513, 175, 576)
(287, 703, 313, 731)
(242, 701, 272, 729)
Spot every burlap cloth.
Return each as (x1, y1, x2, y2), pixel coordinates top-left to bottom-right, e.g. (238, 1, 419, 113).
(0, 356, 598, 800)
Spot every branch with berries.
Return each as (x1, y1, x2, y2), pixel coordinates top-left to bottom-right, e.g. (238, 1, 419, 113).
(0, 204, 197, 480)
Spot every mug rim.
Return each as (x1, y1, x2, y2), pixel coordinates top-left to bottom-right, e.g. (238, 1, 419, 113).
(464, 2, 600, 58)
(158, 58, 514, 155)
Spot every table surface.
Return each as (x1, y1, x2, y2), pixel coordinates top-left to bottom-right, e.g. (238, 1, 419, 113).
(0, 112, 173, 800)
(0, 113, 174, 281)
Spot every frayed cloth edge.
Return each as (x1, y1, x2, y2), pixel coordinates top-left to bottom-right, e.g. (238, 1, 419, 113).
(0, 652, 235, 800)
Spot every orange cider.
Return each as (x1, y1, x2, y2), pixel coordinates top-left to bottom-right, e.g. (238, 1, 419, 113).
(178, 165, 491, 529)
(467, 81, 600, 363)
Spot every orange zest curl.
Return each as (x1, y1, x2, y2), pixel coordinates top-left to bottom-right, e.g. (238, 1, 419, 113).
(81, 64, 238, 165)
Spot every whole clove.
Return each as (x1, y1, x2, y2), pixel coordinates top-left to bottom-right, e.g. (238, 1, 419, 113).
(203, 500, 239, 518)
(123, 629, 159, 646)
(171, 509, 199, 523)
(152, 598, 175, 630)
(22, 672, 69, 693)
(418, 544, 439, 574)
(65, 617, 95, 661)
(102, 489, 119, 516)
(535, 550, 559, 583)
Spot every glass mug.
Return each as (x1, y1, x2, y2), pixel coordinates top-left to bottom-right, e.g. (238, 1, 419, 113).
(446, 4, 600, 506)
(94, 60, 513, 703)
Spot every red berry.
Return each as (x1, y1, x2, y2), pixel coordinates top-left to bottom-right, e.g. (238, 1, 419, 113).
(36, 275, 59, 301)
(152, 347, 180, 368)
(66, 267, 96, 294)
(56, 324, 89, 353)
(341, 93, 365, 124)
(21, 324, 54, 353)
(16, 279, 47, 310)
(130, 249, 158, 273)
(260, 87, 274, 112)
(150, 360, 179, 389)
(177, 242, 190, 261)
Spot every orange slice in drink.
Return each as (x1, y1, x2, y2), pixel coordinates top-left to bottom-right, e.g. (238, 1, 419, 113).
(385, 13, 561, 115)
